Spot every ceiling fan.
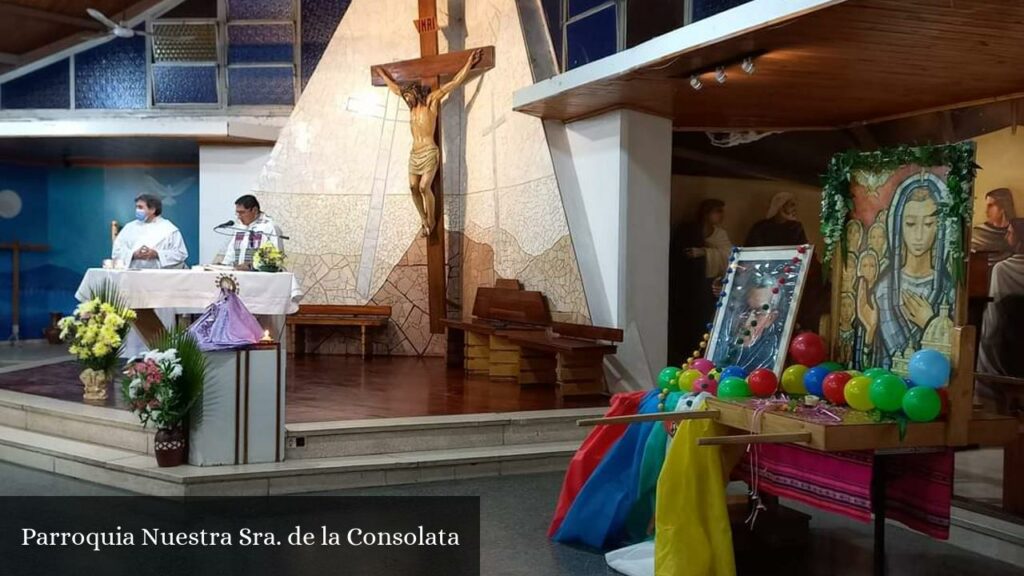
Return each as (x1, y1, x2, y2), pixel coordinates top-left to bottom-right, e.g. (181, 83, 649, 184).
(85, 8, 191, 40)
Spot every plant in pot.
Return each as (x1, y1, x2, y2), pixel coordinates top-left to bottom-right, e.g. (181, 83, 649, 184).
(121, 329, 207, 467)
(57, 282, 136, 401)
(252, 244, 285, 272)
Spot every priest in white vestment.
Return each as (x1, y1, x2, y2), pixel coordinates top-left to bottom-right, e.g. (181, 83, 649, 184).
(112, 194, 188, 356)
(112, 194, 188, 269)
(221, 194, 284, 269)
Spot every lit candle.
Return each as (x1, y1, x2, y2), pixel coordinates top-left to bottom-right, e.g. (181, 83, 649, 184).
(260, 329, 273, 343)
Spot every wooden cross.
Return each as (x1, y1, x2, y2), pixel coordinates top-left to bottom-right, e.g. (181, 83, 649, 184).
(370, 0, 494, 334)
(0, 241, 49, 343)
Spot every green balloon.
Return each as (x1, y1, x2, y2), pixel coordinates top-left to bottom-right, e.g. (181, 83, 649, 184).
(902, 387, 941, 422)
(718, 377, 751, 399)
(658, 367, 681, 392)
(818, 361, 844, 372)
(869, 374, 907, 412)
(864, 367, 888, 378)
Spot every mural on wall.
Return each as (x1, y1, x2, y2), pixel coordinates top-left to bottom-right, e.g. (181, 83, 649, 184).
(0, 164, 199, 341)
(256, 0, 590, 356)
(835, 166, 961, 373)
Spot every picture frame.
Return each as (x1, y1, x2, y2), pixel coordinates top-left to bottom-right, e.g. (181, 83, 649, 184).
(705, 245, 814, 375)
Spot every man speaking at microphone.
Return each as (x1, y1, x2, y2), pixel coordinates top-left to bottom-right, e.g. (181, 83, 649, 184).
(221, 195, 284, 270)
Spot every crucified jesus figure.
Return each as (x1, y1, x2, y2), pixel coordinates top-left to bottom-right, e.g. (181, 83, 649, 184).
(377, 49, 482, 237)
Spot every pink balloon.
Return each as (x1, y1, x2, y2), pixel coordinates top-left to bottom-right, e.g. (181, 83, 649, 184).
(690, 358, 715, 375)
(692, 376, 718, 395)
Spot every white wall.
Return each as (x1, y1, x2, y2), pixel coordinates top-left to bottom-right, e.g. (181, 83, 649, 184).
(550, 110, 672, 390)
(198, 145, 273, 264)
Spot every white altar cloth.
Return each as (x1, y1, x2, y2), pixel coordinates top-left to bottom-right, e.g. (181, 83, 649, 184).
(75, 268, 302, 314)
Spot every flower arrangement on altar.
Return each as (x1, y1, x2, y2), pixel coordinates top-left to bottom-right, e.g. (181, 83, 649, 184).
(252, 244, 285, 272)
(57, 283, 136, 401)
(121, 329, 208, 467)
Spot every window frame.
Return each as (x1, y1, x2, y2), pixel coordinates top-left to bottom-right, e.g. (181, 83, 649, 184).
(561, 0, 626, 72)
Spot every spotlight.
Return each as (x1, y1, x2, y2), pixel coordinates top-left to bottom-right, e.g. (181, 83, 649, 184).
(715, 67, 727, 84)
(741, 57, 755, 75)
(689, 75, 703, 91)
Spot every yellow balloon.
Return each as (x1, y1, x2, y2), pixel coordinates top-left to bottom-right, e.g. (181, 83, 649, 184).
(844, 375, 875, 411)
(845, 370, 863, 377)
(781, 364, 809, 395)
(678, 369, 703, 392)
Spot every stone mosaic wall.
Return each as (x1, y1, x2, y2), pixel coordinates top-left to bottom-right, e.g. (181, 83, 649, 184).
(256, 0, 589, 356)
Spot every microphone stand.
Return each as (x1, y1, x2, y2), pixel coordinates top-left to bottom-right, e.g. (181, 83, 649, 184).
(213, 225, 290, 240)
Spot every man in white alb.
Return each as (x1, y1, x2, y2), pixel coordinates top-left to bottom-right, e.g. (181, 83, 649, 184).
(221, 195, 284, 270)
(112, 194, 188, 269)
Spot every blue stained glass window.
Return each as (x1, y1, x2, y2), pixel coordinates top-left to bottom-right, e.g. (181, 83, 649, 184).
(152, 65, 218, 104)
(228, 66, 294, 105)
(569, 0, 611, 17)
(228, 0, 293, 20)
(74, 37, 146, 109)
(1, 60, 70, 109)
(228, 24, 295, 64)
(565, 5, 616, 70)
(300, 0, 350, 89)
(693, 0, 753, 22)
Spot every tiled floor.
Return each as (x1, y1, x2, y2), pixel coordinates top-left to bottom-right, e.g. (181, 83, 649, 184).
(0, 354, 609, 421)
(0, 341, 70, 371)
(0, 462, 1019, 576)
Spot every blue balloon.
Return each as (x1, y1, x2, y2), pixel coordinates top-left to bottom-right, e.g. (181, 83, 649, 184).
(719, 365, 748, 381)
(803, 366, 831, 397)
(908, 348, 951, 389)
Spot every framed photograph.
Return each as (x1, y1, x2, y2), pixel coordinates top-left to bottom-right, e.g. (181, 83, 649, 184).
(705, 245, 814, 375)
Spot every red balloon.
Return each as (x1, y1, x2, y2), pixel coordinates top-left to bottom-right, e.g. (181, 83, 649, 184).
(937, 388, 950, 417)
(789, 332, 827, 366)
(747, 368, 778, 397)
(822, 371, 853, 405)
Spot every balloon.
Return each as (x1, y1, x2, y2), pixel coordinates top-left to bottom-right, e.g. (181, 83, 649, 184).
(665, 391, 684, 412)
(679, 369, 703, 392)
(803, 366, 831, 397)
(789, 332, 826, 366)
(908, 348, 951, 389)
(863, 367, 888, 378)
(747, 368, 778, 397)
(717, 377, 751, 399)
(658, 367, 681, 391)
(869, 374, 907, 412)
(822, 371, 852, 405)
(844, 376, 875, 411)
(690, 358, 715, 375)
(719, 365, 748, 381)
(692, 375, 718, 395)
(937, 388, 950, 417)
(902, 386, 942, 422)
(781, 364, 809, 395)
(845, 370, 863, 377)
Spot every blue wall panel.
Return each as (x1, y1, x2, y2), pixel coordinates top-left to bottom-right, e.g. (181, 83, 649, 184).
(228, 66, 294, 105)
(153, 65, 219, 104)
(1, 60, 70, 109)
(75, 37, 147, 109)
(300, 0, 349, 89)
(0, 165, 50, 340)
(228, 0, 292, 20)
(228, 24, 295, 64)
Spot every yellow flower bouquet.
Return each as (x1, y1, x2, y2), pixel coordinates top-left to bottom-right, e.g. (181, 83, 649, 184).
(58, 283, 136, 373)
(252, 244, 285, 272)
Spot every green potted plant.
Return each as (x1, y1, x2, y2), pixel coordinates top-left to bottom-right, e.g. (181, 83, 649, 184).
(121, 329, 208, 467)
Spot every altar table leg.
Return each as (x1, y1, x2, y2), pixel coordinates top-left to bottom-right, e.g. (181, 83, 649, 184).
(871, 455, 887, 576)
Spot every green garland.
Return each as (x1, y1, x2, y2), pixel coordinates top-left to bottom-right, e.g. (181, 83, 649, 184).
(819, 143, 979, 284)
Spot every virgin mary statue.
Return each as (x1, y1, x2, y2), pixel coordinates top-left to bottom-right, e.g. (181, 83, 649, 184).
(858, 174, 953, 368)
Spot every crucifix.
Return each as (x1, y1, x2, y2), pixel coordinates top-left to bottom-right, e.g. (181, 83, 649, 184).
(0, 241, 49, 344)
(370, 0, 494, 334)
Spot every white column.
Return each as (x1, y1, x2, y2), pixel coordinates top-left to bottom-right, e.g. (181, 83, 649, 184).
(549, 110, 672, 391)
(198, 145, 273, 265)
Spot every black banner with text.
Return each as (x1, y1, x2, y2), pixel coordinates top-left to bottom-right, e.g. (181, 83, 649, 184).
(0, 496, 480, 576)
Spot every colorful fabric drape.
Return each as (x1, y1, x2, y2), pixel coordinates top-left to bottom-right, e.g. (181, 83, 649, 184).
(655, 410, 740, 576)
(735, 444, 954, 539)
(553, 389, 661, 549)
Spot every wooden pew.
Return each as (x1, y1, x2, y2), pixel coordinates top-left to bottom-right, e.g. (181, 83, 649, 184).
(442, 284, 623, 395)
(286, 304, 391, 359)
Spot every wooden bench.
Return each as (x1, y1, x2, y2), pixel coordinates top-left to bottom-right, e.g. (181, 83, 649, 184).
(286, 304, 391, 359)
(442, 284, 623, 395)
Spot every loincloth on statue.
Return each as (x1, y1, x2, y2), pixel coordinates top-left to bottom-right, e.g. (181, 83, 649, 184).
(409, 144, 440, 176)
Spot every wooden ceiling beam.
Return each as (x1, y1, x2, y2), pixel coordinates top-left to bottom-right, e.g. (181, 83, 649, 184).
(672, 147, 819, 187)
(0, 52, 20, 66)
(0, 3, 106, 30)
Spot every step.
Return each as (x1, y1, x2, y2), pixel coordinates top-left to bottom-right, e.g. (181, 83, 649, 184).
(949, 505, 1024, 569)
(0, 389, 154, 454)
(285, 407, 604, 459)
(0, 424, 579, 497)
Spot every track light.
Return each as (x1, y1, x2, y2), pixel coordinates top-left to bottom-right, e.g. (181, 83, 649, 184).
(714, 67, 727, 84)
(689, 75, 703, 91)
(741, 57, 755, 75)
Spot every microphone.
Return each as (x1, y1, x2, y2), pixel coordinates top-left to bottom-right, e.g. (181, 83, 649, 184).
(214, 220, 235, 229)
